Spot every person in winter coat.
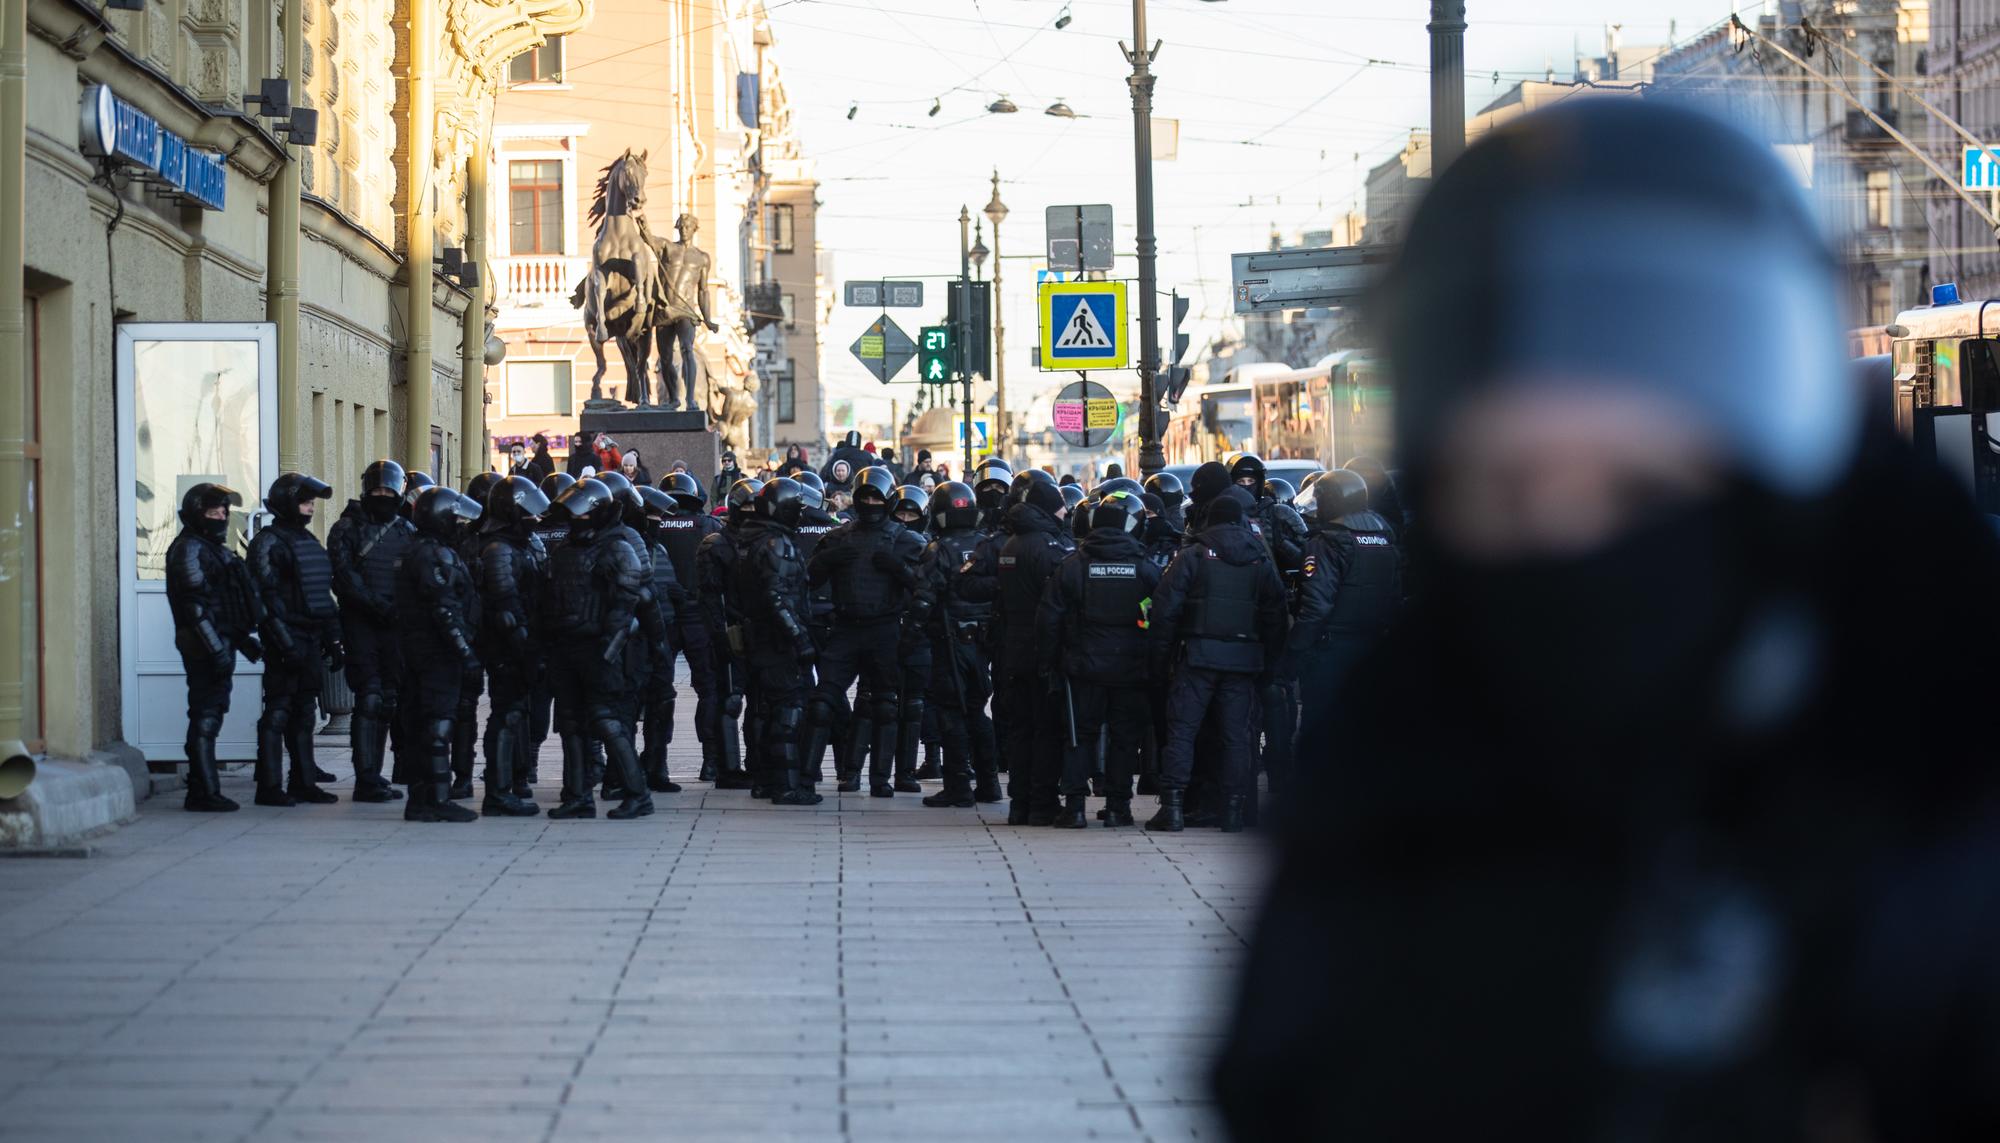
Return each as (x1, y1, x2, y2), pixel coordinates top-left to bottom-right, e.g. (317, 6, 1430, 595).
(1145, 487, 1286, 834)
(820, 430, 872, 485)
(620, 448, 653, 488)
(165, 483, 262, 812)
(1215, 98, 2000, 1143)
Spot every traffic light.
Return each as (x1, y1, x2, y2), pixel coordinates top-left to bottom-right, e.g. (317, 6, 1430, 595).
(919, 325, 953, 385)
(947, 280, 993, 379)
(1162, 291, 1193, 406)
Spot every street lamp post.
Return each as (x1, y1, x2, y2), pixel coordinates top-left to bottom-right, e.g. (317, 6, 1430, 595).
(959, 206, 974, 473)
(1429, 1, 1467, 172)
(1125, 0, 1165, 477)
(983, 171, 1008, 463)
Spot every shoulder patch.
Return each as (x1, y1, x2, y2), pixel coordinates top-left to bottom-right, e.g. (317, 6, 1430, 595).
(1355, 534, 1391, 546)
(1301, 554, 1318, 578)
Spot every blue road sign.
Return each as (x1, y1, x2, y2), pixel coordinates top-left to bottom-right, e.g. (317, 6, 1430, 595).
(1038, 281, 1128, 371)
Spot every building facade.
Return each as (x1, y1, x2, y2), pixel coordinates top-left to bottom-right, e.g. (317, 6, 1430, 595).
(1923, 0, 2000, 302)
(486, 0, 823, 471)
(2, 0, 583, 840)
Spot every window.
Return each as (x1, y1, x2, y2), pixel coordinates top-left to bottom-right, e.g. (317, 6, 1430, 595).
(768, 203, 795, 253)
(776, 358, 796, 423)
(1869, 278, 1895, 327)
(507, 360, 573, 416)
(508, 36, 565, 85)
(509, 160, 564, 254)
(781, 293, 796, 328)
(1865, 169, 1892, 231)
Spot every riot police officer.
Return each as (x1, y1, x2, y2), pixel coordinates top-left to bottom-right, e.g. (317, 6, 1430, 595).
(1288, 469, 1402, 770)
(888, 485, 934, 795)
(395, 486, 485, 822)
(590, 470, 674, 803)
(247, 472, 343, 807)
(166, 483, 261, 812)
(916, 482, 1003, 808)
(475, 475, 551, 816)
(696, 479, 762, 790)
(1144, 470, 1187, 535)
(448, 472, 501, 799)
(804, 466, 924, 797)
(399, 470, 435, 520)
(971, 458, 1014, 534)
(961, 472, 1073, 824)
(543, 479, 655, 820)
(636, 485, 686, 793)
(739, 478, 823, 805)
(1146, 488, 1288, 833)
(1037, 490, 1161, 828)
(790, 472, 845, 782)
(656, 472, 725, 782)
(528, 472, 578, 785)
(327, 460, 415, 802)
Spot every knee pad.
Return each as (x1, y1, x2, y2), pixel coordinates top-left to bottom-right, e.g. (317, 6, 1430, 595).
(901, 695, 925, 723)
(775, 705, 802, 736)
(261, 703, 292, 733)
(354, 691, 388, 721)
(874, 692, 900, 724)
(191, 715, 225, 739)
(425, 718, 454, 753)
(722, 692, 745, 719)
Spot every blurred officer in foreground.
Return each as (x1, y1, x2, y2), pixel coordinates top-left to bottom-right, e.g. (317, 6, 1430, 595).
(328, 461, 414, 802)
(166, 484, 260, 812)
(1037, 490, 1160, 828)
(247, 473, 343, 806)
(1216, 100, 2000, 1143)
(395, 487, 484, 823)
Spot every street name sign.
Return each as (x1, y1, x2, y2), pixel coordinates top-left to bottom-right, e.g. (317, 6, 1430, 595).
(843, 280, 925, 308)
(1038, 280, 1128, 371)
(1231, 244, 1397, 314)
(848, 315, 916, 383)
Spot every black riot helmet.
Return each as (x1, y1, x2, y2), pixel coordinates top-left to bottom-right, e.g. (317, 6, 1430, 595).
(725, 478, 764, 523)
(931, 481, 979, 531)
(890, 485, 930, 529)
(1060, 483, 1087, 515)
(266, 472, 332, 525)
(637, 484, 676, 523)
(1311, 469, 1371, 527)
(792, 469, 826, 512)
(1072, 495, 1097, 538)
(402, 470, 437, 512)
(659, 471, 705, 513)
(1091, 489, 1146, 536)
(179, 482, 242, 539)
(1143, 470, 1185, 510)
(465, 471, 501, 506)
(411, 486, 482, 539)
(973, 457, 1014, 491)
(754, 477, 806, 528)
(851, 466, 898, 522)
(1227, 452, 1266, 490)
(361, 459, 408, 498)
(1006, 468, 1057, 508)
(1262, 478, 1297, 506)
(482, 475, 552, 532)
(540, 471, 577, 502)
(1094, 476, 1144, 500)
(593, 470, 645, 525)
(554, 477, 620, 533)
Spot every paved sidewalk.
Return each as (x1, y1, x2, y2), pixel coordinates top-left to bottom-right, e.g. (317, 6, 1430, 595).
(0, 708, 1266, 1143)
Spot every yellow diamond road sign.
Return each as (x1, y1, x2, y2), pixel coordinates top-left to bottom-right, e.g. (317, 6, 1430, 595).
(1038, 281, 1128, 371)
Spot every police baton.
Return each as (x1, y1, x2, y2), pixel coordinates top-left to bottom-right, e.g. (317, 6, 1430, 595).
(1063, 676, 1079, 749)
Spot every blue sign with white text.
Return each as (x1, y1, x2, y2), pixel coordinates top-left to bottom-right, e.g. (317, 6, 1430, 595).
(1047, 293, 1119, 361)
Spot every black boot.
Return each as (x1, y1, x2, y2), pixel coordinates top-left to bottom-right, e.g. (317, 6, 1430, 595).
(253, 709, 296, 807)
(869, 704, 898, 797)
(450, 710, 477, 801)
(350, 703, 399, 802)
(549, 732, 596, 818)
(1006, 799, 1031, 826)
(892, 701, 924, 793)
(1145, 789, 1185, 832)
(410, 723, 477, 822)
(642, 695, 680, 792)
(1103, 799, 1134, 828)
(598, 720, 655, 819)
(971, 727, 1003, 803)
(714, 700, 754, 789)
(923, 757, 976, 808)
(183, 720, 238, 812)
(840, 706, 872, 793)
(481, 715, 540, 817)
(1052, 795, 1090, 829)
(916, 742, 942, 782)
(1219, 794, 1247, 834)
(698, 740, 719, 784)
(286, 715, 338, 804)
(771, 723, 823, 806)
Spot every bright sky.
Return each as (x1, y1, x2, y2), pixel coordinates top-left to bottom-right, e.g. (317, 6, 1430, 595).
(766, 0, 1751, 411)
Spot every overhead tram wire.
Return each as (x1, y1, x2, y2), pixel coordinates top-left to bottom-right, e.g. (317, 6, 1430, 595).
(558, 0, 811, 80)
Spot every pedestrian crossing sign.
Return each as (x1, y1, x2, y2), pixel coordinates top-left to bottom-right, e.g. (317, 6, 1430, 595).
(1038, 281, 1128, 371)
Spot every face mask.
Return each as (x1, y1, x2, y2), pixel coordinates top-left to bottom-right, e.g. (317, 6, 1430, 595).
(197, 514, 228, 542)
(854, 500, 887, 523)
(364, 496, 398, 522)
(1433, 498, 1751, 744)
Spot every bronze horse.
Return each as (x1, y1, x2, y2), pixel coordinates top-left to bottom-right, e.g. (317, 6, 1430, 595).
(571, 150, 657, 404)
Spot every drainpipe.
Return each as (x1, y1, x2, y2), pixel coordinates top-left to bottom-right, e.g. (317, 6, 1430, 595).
(0, 0, 33, 770)
(402, 0, 434, 470)
(270, 0, 302, 473)
(460, 144, 486, 477)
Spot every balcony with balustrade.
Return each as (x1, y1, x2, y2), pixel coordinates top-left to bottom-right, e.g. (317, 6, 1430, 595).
(495, 253, 590, 320)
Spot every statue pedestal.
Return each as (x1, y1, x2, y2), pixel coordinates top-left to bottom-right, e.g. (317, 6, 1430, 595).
(580, 407, 719, 491)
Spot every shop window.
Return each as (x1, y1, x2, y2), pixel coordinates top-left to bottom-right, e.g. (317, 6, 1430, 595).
(509, 160, 565, 255)
(509, 37, 566, 85)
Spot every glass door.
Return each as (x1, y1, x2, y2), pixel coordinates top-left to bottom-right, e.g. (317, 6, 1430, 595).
(117, 323, 278, 762)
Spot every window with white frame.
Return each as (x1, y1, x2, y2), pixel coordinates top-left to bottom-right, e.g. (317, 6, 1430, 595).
(509, 160, 565, 255)
(507, 360, 573, 416)
(509, 37, 566, 85)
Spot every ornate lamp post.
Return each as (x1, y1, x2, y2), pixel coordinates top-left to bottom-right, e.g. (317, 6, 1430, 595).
(982, 171, 1008, 460)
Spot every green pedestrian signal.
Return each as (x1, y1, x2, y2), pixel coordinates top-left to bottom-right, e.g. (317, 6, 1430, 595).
(919, 325, 953, 385)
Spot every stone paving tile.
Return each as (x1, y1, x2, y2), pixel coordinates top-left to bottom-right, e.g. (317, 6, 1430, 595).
(0, 702, 1266, 1141)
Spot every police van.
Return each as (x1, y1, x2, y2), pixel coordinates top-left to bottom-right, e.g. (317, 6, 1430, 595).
(1889, 283, 2000, 515)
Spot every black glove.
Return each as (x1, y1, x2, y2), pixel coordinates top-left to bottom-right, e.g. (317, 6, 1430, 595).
(239, 634, 263, 664)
